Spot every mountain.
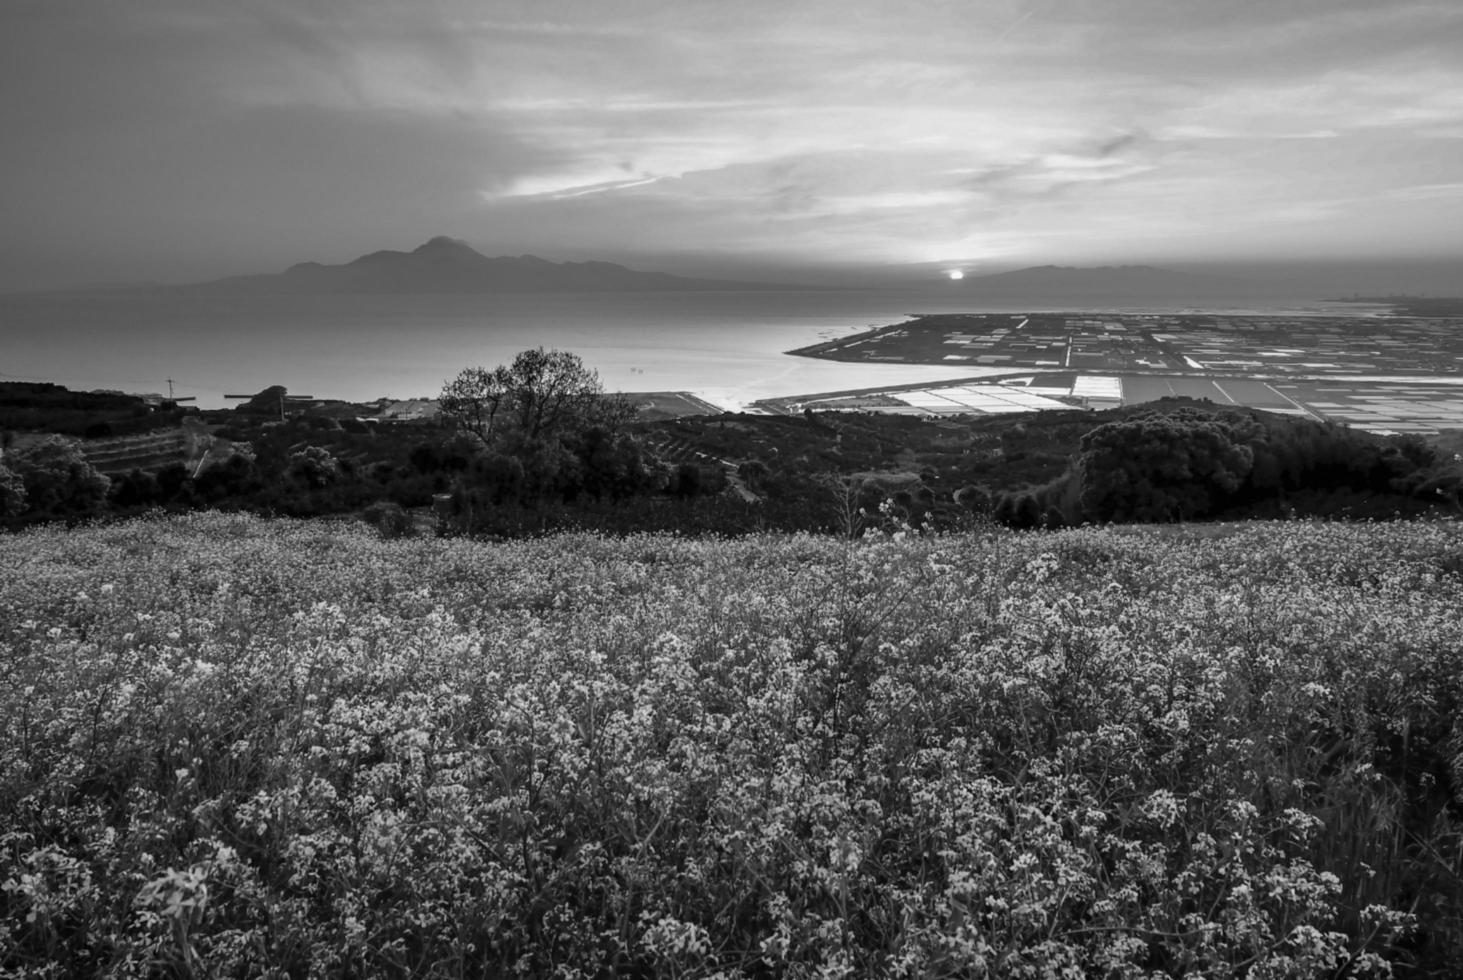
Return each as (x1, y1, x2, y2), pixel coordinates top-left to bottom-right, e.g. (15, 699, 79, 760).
(957, 264, 1261, 302)
(187, 237, 802, 294)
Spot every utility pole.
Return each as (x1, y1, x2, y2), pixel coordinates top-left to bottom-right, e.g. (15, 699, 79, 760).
(161, 378, 195, 405)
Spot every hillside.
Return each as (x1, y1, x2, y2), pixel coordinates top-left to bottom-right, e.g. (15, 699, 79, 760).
(6, 384, 1459, 532)
(646, 400, 1461, 527)
(3, 513, 1462, 975)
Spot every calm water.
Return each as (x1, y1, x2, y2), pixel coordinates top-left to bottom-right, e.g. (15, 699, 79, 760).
(0, 288, 1346, 410)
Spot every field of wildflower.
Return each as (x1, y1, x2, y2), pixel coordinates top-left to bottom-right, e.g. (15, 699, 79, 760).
(4, 513, 1463, 978)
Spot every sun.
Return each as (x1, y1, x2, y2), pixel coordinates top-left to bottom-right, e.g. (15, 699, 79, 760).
(946, 269, 965, 280)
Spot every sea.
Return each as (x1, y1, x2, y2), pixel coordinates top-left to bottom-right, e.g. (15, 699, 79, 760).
(0, 287, 1355, 411)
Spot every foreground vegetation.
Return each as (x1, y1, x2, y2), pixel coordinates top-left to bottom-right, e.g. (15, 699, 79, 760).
(6, 356, 1462, 535)
(4, 514, 1463, 976)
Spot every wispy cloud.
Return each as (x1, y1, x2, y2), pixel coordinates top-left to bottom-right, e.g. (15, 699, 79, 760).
(492, 173, 674, 200)
(1387, 182, 1463, 201)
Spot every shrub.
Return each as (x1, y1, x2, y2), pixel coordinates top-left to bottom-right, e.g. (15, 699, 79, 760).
(361, 500, 415, 539)
(6, 435, 110, 521)
(286, 445, 341, 489)
(0, 459, 26, 516)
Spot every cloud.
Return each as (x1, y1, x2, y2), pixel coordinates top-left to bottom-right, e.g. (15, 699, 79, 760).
(3, 0, 1462, 287)
(1386, 182, 1463, 201)
(492, 173, 673, 200)
(1157, 66, 1463, 141)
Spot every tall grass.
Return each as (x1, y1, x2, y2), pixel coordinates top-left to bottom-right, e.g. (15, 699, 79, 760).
(2, 513, 1461, 977)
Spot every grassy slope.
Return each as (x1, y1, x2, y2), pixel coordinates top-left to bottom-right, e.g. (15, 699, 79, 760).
(3, 514, 1463, 977)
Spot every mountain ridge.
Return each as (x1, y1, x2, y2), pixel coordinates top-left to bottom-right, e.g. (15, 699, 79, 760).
(185, 237, 807, 294)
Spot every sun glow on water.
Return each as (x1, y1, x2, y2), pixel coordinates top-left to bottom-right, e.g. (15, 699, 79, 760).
(946, 270, 964, 280)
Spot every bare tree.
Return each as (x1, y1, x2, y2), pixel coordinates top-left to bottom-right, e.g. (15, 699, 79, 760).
(441, 349, 629, 444)
(503, 348, 604, 440)
(821, 473, 869, 540)
(594, 392, 640, 438)
(439, 366, 510, 443)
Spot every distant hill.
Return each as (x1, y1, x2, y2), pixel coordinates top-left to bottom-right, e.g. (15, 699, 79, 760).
(186, 237, 803, 294)
(959, 264, 1256, 302)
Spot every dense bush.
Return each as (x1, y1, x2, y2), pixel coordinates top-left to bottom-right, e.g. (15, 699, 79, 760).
(4, 514, 1462, 976)
(287, 445, 343, 489)
(997, 406, 1447, 527)
(5, 435, 111, 522)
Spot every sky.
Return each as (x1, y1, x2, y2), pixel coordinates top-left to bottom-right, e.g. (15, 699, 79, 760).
(2, 0, 1461, 291)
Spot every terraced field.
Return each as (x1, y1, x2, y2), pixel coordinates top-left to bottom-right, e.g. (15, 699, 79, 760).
(78, 425, 204, 475)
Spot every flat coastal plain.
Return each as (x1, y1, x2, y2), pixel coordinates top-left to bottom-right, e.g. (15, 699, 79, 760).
(771, 311, 1463, 432)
